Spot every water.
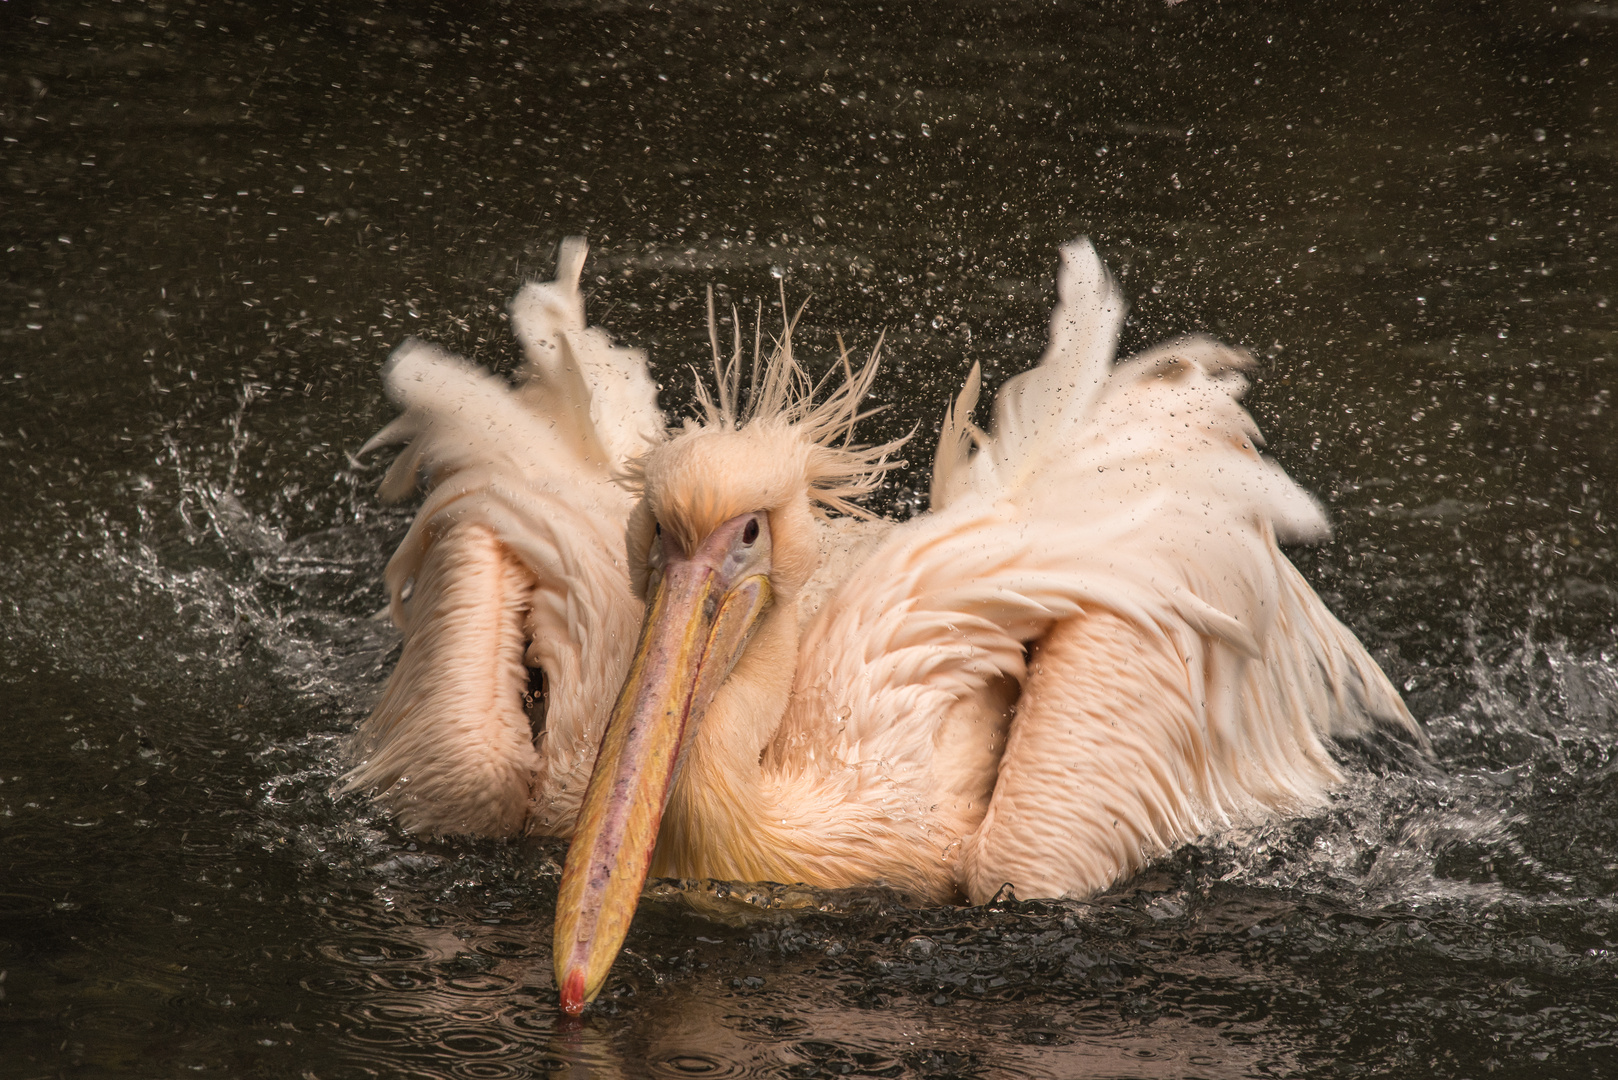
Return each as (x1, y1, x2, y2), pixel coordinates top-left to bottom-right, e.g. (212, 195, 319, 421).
(3, 1, 1616, 1076)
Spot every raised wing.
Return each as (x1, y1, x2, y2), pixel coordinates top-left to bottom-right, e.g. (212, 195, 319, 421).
(344, 240, 660, 838)
(784, 238, 1421, 903)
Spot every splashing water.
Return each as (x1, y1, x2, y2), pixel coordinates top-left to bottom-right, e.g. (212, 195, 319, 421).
(4, 3, 1616, 1076)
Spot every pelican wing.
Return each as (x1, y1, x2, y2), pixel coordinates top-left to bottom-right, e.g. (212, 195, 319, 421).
(955, 331, 1420, 902)
(344, 241, 659, 837)
(782, 239, 1419, 903)
(508, 237, 664, 470)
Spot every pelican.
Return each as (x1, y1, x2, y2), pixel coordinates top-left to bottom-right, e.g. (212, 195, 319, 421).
(345, 237, 1424, 1014)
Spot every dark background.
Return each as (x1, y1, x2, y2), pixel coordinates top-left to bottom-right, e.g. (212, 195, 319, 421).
(2, 2, 1616, 1077)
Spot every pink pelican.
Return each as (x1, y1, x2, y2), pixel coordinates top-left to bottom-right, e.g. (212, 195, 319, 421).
(345, 237, 1421, 1013)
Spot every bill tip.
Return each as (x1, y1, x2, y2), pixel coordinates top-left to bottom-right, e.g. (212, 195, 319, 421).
(559, 969, 587, 1016)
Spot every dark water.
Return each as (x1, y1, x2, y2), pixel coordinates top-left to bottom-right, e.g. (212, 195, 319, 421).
(3, 1, 1616, 1076)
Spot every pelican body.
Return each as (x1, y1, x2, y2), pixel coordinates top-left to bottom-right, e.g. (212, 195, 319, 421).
(345, 238, 1423, 1013)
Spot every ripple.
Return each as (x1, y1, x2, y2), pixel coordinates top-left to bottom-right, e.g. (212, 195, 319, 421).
(370, 968, 441, 992)
(69, 1002, 163, 1037)
(441, 972, 519, 996)
(0, 890, 53, 920)
(347, 1022, 429, 1048)
(447, 1007, 505, 1026)
(447, 1063, 528, 1080)
(324, 1061, 446, 1080)
(436, 1028, 516, 1058)
(504, 1009, 561, 1037)
(1016, 1029, 1072, 1047)
(26, 866, 91, 890)
(298, 973, 374, 999)
(471, 936, 540, 960)
(794, 1041, 842, 1060)
(318, 935, 433, 967)
(350, 1001, 438, 1025)
(649, 1052, 740, 1079)
(0, 824, 65, 859)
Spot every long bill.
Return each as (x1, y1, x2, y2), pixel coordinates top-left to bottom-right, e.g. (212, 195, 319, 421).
(552, 531, 771, 1015)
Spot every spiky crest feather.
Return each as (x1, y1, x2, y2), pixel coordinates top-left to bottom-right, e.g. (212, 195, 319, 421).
(621, 283, 908, 527)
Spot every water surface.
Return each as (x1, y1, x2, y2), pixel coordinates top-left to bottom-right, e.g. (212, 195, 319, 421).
(3, 2, 1616, 1077)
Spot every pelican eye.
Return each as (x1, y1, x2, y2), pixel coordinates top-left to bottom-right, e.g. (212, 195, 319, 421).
(742, 518, 759, 545)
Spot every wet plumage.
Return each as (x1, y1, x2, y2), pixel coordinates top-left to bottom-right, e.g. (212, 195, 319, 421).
(344, 237, 1424, 1011)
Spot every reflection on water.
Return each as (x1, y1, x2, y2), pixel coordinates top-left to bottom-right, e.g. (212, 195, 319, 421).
(3, 1, 1616, 1077)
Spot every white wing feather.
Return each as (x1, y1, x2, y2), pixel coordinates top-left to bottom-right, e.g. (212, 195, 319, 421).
(786, 238, 1420, 902)
(344, 241, 660, 837)
(508, 236, 664, 469)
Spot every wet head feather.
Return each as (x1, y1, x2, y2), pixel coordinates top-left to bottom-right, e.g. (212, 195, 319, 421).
(623, 289, 907, 553)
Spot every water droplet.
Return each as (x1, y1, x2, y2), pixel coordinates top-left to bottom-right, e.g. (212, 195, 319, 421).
(902, 935, 937, 960)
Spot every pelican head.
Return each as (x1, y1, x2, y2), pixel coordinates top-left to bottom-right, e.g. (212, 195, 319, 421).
(553, 309, 900, 1013)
